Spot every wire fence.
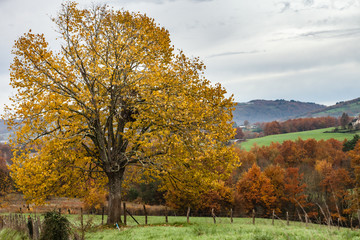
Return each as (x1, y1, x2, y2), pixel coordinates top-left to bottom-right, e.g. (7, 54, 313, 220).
(1, 203, 359, 239)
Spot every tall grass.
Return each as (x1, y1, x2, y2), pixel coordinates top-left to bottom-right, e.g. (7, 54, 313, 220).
(0, 228, 30, 240)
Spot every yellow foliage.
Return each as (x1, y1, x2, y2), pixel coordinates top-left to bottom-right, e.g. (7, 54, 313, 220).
(4, 2, 237, 222)
(82, 185, 107, 212)
(314, 160, 332, 176)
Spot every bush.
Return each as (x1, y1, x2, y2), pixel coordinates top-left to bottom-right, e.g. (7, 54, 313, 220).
(40, 211, 71, 240)
(343, 134, 360, 152)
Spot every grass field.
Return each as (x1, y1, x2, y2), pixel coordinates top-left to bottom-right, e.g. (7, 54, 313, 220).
(82, 216, 360, 240)
(239, 127, 359, 151)
(2, 214, 360, 240)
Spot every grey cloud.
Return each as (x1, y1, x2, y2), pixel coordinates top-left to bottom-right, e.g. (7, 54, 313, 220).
(303, 0, 314, 6)
(205, 34, 360, 83)
(279, 2, 290, 13)
(169, 0, 214, 2)
(0, 0, 359, 110)
(271, 28, 360, 42)
(107, 0, 166, 4)
(207, 50, 263, 58)
(109, 0, 214, 4)
(216, 61, 360, 105)
(331, 0, 359, 11)
(300, 28, 360, 39)
(276, 0, 359, 13)
(189, 0, 213, 2)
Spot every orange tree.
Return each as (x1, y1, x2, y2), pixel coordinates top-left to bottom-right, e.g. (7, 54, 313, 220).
(282, 167, 307, 217)
(4, 2, 237, 224)
(347, 142, 360, 216)
(264, 165, 285, 213)
(235, 163, 276, 215)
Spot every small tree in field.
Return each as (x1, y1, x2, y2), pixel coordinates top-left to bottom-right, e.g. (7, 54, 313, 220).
(5, 2, 237, 224)
(340, 112, 350, 129)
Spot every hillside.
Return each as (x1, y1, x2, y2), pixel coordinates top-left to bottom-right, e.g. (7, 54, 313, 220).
(233, 99, 325, 125)
(0, 120, 10, 142)
(239, 127, 359, 151)
(0, 120, 8, 134)
(299, 97, 360, 118)
(2, 98, 360, 135)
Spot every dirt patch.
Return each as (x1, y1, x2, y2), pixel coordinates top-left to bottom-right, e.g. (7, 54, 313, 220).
(0, 193, 83, 214)
(0, 193, 170, 215)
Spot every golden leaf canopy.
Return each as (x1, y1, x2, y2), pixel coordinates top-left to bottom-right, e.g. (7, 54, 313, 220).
(5, 2, 238, 212)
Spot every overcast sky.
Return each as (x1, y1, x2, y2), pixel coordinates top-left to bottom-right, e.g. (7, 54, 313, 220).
(1, 0, 360, 111)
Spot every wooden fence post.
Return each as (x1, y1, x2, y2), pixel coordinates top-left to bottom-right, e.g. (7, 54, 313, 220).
(337, 218, 340, 230)
(351, 216, 353, 230)
(101, 207, 105, 225)
(286, 211, 289, 226)
(230, 208, 233, 224)
(187, 206, 191, 223)
(211, 208, 216, 224)
(123, 203, 127, 226)
(297, 211, 303, 223)
(305, 214, 308, 227)
(165, 206, 168, 223)
(27, 215, 33, 240)
(143, 205, 148, 225)
(252, 209, 255, 225)
(80, 207, 84, 236)
(34, 215, 41, 240)
(272, 210, 275, 225)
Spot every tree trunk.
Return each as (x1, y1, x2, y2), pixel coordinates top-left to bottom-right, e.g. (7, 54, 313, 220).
(107, 169, 125, 225)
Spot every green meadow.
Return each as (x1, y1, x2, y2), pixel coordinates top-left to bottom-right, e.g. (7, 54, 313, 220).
(1, 215, 360, 240)
(239, 127, 359, 151)
(84, 217, 360, 240)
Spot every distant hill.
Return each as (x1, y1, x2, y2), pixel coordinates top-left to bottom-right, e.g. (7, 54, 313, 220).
(299, 97, 360, 118)
(0, 120, 11, 143)
(2, 98, 360, 135)
(233, 99, 325, 125)
(0, 120, 8, 134)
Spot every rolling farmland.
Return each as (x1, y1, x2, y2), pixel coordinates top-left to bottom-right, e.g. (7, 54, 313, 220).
(239, 127, 359, 151)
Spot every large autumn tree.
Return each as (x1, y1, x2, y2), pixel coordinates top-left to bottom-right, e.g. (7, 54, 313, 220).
(4, 2, 237, 224)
